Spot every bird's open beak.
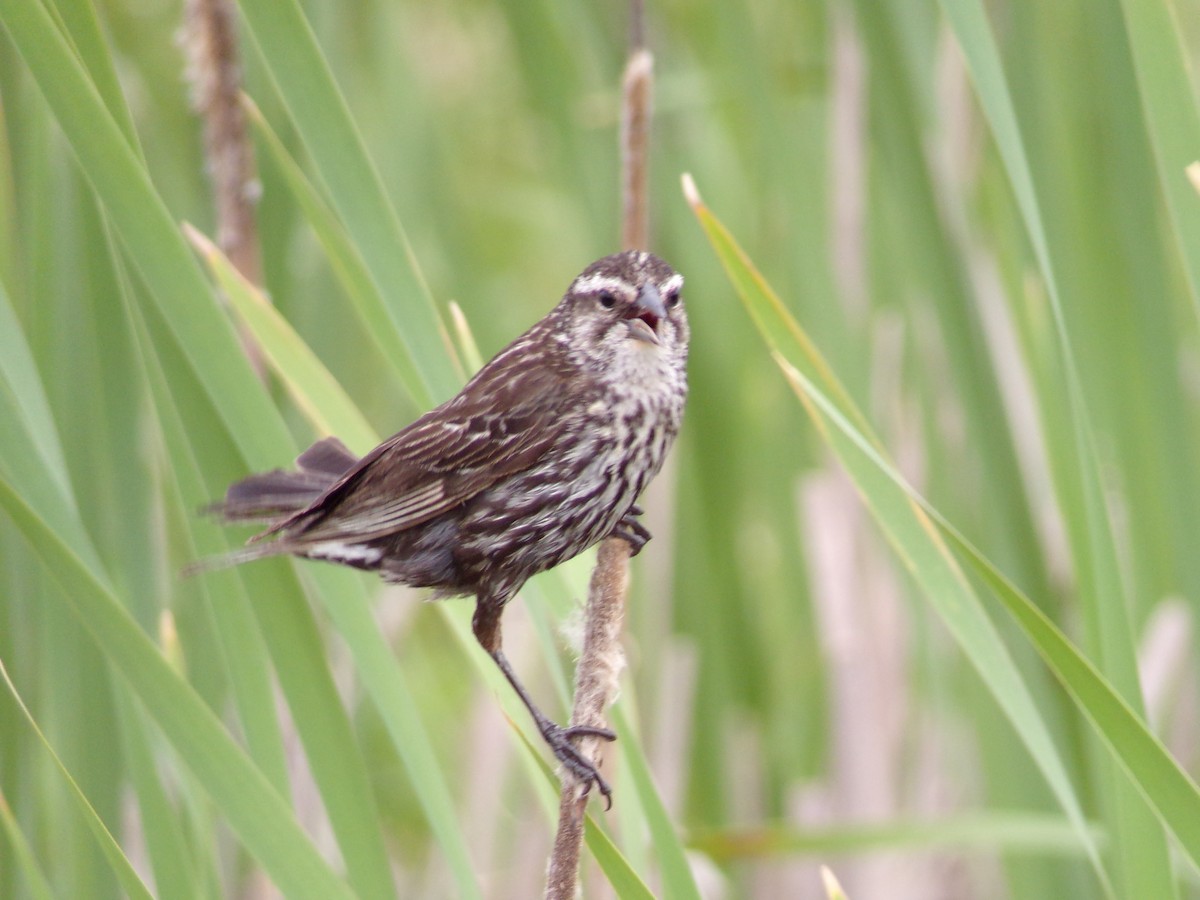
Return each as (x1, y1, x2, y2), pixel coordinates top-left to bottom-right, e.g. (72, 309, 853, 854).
(624, 283, 667, 345)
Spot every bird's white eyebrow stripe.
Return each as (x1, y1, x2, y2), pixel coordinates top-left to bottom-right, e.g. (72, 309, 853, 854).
(661, 273, 684, 294)
(572, 271, 685, 297)
(571, 274, 634, 296)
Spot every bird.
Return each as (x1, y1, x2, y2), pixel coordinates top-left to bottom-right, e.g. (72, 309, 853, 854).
(199, 250, 688, 803)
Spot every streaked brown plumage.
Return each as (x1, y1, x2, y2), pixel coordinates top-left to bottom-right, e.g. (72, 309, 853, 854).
(202, 251, 688, 802)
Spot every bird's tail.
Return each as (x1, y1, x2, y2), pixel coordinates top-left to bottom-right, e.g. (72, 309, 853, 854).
(207, 436, 358, 524)
(181, 542, 291, 577)
(185, 437, 359, 576)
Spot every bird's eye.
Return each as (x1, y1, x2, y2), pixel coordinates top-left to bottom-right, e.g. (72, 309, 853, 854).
(665, 291, 681, 309)
(597, 291, 617, 309)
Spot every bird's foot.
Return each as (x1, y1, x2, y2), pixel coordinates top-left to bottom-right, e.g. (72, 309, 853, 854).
(542, 722, 617, 808)
(609, 504, 651, 556)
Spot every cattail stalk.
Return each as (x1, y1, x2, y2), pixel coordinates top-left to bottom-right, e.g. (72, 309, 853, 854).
(545, 1, 653, 895)
(181, 0, 265, 374)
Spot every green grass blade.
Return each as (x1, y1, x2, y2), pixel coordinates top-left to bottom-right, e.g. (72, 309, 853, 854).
(0, 661, 154, 900)
(584, 816, 657, 900)
(179, 236, 485, 899)
(243, 98, 433, 403)
(767, 342, 1200, 877)
(0, 280, 75, 523)
(0, 793, 56, 900)
(235, 0, 460, 405)
(0, 482, 355, 900)
(47, 0, 140, 152)
(685, 178, 1111, 893)
(610, 705, 702, 900)
(112, 691, 207, 900)
(185, 224, 377, 452)
(689, 180, 1200, 880)
(936, 522, 1200, 876)
(1116, 0, 1200, 316)
(301, 567, 485, 899)
(0, 8, 407, 893)
(936, 4, 1175, 893)
(780, 345, 1200, 879)
(690, 812, 1101, 860)
(850, 0, 1054, 603)
(122, 280, 292, 801)
(0, 0, 283, 469)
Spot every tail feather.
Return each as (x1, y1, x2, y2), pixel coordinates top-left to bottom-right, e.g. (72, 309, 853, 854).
(207, 437, 360, 524)
(295, 436, 358, 478)
(188, 437, 362, 575)
(182, 542, 292, 577)
(214, 470, 332, 522)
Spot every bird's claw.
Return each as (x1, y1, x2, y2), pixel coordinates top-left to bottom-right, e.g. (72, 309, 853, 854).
(609, 506, 651, 556)
(563, 723, 616, 742)
(543, 722, 616, 809)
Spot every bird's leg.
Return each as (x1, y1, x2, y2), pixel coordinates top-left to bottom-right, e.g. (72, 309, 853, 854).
(472, 600, 616, 806)
(608, 503, 651, 556)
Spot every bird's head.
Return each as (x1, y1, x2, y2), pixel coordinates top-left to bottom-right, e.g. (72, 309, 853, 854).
(556, 251, 688, 381)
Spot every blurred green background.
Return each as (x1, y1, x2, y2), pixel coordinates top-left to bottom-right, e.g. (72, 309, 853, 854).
(2, 0, 1199, 897)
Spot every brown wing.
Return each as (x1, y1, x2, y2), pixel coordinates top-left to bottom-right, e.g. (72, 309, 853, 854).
(260, 343, 580, 544)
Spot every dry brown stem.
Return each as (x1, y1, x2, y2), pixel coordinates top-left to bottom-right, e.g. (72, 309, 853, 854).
(544, 539, 632, 899)
(181, 0, 265, 372)
(545, 2, 655, 895)
(620, 47, 654, 253)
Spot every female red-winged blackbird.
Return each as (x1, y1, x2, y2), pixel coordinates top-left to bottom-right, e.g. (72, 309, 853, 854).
(202, 250, 688, 803)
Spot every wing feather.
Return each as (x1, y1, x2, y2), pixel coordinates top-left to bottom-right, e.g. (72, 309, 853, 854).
(259, 340, 584, 544)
